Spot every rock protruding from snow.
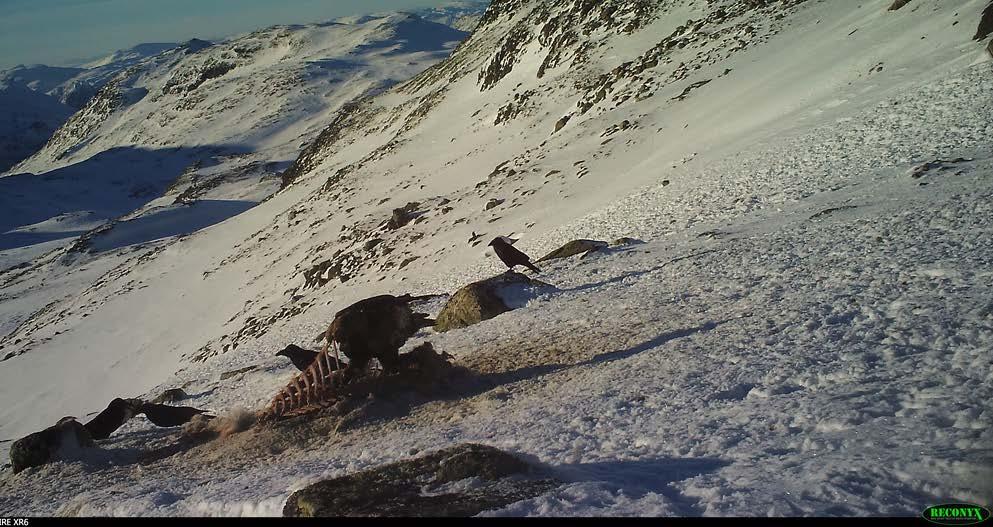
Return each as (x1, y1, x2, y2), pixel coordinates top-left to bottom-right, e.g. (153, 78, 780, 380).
(386, 202, 421, 230)
(976, 2, 993, 41)
(434, 272, 554, 332)
(610, 237, 644, 246)
(536, 239, 609, 262)
(9, 417, 96, 473)
(282, 443, 559, 517)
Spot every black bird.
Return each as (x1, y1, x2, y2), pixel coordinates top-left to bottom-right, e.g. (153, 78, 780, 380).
(84, 397, 144, 440)
(276, 344, 322, 371)
(488, 237, 540, 273)
(138, 403, 212, 427)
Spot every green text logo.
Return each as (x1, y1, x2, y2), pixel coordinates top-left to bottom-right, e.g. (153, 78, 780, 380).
(923, 504, 991, 525)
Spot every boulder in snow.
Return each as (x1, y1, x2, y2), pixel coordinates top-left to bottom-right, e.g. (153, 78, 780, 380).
(434, 272, 555, 332)
(975, 2, 993, 41)
(10, 417, 96, 473)
(282, 443, 559, 517)
(610, 237, 644, 246)
(536, 239, 609, 262)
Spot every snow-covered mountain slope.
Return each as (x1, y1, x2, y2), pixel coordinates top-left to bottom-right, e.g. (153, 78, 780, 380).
(415, 0, 491, 31)
(1, 44, 182, 109)
(0, 43, 180, 173)
(78, 43, 180, 70)
(0, 14, 468, 269)
(1, 0, 991, 517)
(0, 82, 75, 174)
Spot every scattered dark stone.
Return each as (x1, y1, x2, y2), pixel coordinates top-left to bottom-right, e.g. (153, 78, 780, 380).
(220, 365, 259, 380)
(697, 230, 726, 239)
(909, 157, 970, 179)
(554, 115, 571, 133)
(10, 418, 96, 473)
(809, 205, 858, 220)
(283, 443, 560, 517)
(536, 239, 609, 262)
(661, 179, 670, 186)
(484, 198, 505, 211)
(387, 202, 421, 230)
(152, 388, 189, 405)
(610, 237, 644, 246)
(364, 239, 384, 251)
(888, 0, 912, 11)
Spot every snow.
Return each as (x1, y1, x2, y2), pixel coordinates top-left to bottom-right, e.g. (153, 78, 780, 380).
(1, 0, 991, 518)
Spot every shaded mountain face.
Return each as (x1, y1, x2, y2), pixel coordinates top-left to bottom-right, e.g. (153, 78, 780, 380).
(0, 82, 75, 173)
(0, 43, 182, 173)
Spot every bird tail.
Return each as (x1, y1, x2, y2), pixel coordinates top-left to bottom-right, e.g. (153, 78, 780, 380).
(413, 312, 436, 329)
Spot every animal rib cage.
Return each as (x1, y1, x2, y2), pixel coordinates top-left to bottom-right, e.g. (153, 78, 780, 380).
(262, 342, 346, 421)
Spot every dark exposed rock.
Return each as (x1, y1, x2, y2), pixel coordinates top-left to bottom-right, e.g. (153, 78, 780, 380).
(161, 59, 234, 95)
(976, 2, 993, 41)
(220, 365, 259, 380)
(553, 114, 571, 133)
(610, 237, 644, 246)
(10, 418, 96, 473)
(364, 238, 384, 251)
(434, 272, 554, 332)
(152, 388, 189, 404)
(888, 0, 912, 10)
(282, 443, 560, 517)
(280, 100, 370, 189)
(537, 239, 609, 262)
(387, 202, 421, 230)
(484, 198, 505, 211)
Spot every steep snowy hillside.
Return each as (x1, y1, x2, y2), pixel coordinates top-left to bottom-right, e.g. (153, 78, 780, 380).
(1, 0, 991, 517)
(0, 44, 180, 173)
(0, 14, 468, 269)
(0, 82, 75, 174)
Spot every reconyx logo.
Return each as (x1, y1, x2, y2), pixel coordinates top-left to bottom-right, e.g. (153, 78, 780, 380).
(922, 504, 991, 525)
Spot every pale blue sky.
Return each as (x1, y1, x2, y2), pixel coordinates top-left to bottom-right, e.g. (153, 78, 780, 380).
(0, 0, 449, 70)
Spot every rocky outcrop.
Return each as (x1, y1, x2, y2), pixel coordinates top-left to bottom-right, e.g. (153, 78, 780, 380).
(434, 272, 554, 332)
(282, 443, 560, 517)
(386, 202, 421, 230)
(10, 418, 96, 473)
(536, 239, 608, 262)
(151, 388, 188, 404)
(610, 237, 644, 246)
(976, 2, 993, 41)
(888, 0, 912, 11)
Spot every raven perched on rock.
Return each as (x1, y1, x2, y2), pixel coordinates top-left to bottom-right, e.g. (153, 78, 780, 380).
(488, 237, 540, 273)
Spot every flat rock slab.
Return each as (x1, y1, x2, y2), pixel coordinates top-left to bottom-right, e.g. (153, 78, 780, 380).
(283, 443, 560, 517)
(537, 239, 609, 262)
